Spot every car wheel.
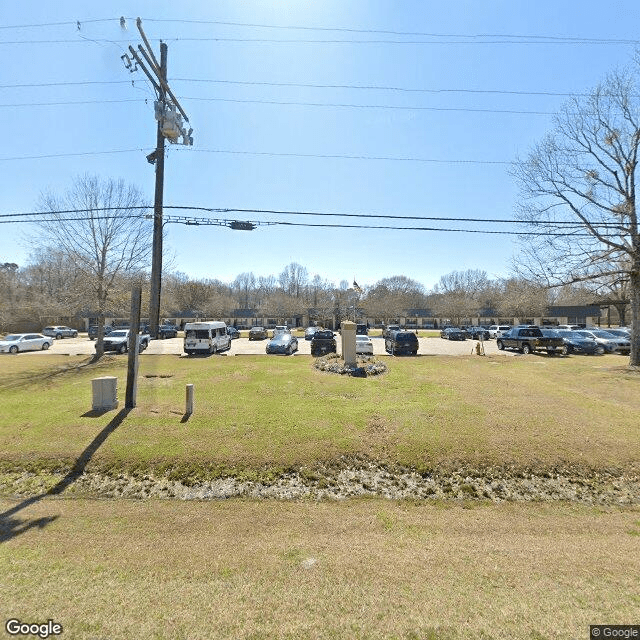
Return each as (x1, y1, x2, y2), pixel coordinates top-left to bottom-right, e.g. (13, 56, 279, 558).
(561, 344, 570, 356)
(595, 345, 605, 355)
(118, 344, 127, 354)
(72, 332, 78, 338)
(496, 340, 504, 350)
(9, 345, 18, 354)
(56, 334, 62, 340)
(42, 342, 50, 350)
(522, 343, 532, 355)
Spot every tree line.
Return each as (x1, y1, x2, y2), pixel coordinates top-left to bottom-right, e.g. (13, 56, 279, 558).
(2, 60, 639, 363)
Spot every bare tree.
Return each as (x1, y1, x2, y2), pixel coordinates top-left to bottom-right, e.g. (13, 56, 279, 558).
(511, 67, 640, 365)
(279, 262, 309, 298)
(36, 175, 152, 360)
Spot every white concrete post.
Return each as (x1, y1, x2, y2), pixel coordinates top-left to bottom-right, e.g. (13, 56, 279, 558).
(341, 321, 357, 367)
(185, 384, 194, 415)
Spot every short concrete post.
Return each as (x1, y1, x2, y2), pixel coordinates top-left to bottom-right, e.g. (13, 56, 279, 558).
(92, 377, 118, 411)
(185, 384, 194, 415)
(341, 321, 357, 367)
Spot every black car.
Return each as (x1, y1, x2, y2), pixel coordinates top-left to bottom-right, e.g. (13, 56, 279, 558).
(356, 324, 368, 336)
(440, 327, 467, 341)
(88, 324, 113, 340)
(466, 326, 490, 340)
(227, 327, 240, 340)
(266, 333, 298, 355)
(547, 329, 605, 355)
(385, 331, 419, 355)
(310, 330, 337, 356)
(158, 324, 178, 339)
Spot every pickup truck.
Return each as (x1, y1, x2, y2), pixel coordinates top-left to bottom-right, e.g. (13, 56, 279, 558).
(310, 330, 337, 356)
(496, 327, 564, 355)
(97, 329, 150, 354)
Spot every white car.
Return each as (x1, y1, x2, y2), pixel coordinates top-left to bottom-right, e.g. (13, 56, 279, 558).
(355, 334, 374, 355)
(0, 333, 52, 353)
(272, 325, 290, 337)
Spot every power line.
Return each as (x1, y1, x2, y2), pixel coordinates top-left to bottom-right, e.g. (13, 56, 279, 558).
(0, 205, 624, 232)
(1, 36, 638, 47)
(0, 95, 555, 115)
(0, 17, 636, 46)
(0, 78, 595, 97)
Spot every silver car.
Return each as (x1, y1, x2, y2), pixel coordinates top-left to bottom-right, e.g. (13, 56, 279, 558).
(574, 330, 630, 354)
(42, 325, 78, 339)
(355, 334, 374, 355)
(0, 333, 52, 353)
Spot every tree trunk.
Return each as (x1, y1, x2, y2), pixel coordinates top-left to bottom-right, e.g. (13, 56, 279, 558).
(629, 270, 640, 367)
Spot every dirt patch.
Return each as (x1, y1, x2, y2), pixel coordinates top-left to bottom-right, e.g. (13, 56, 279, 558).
(1, 464, 638, 505)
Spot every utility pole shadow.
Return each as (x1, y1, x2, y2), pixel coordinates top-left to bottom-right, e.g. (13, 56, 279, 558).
(0, 408, 131, 543)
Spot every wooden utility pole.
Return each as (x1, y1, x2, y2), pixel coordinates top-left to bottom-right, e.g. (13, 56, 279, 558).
(126, 285, 142, 409)
(123, 18, 192, 340)
(148, 42, 167, 341)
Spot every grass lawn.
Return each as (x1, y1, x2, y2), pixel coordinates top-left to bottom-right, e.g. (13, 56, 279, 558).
(2, 354, 639, 639)
(0, 353, 638, 479)
(1, 496, 639, 639)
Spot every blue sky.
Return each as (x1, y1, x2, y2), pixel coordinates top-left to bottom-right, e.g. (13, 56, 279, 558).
(2, 1, 639, 289)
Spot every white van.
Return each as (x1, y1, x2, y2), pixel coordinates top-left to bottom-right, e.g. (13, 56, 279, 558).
(183, 322, 231, 355)
(487, 325, 512, 339)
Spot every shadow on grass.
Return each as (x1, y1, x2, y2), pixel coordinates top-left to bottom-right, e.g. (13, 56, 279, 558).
(0, 407, 130, 543)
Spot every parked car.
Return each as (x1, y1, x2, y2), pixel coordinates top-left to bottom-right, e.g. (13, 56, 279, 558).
(545, 329, 604, 355)
(226, 326, 240, 340)
(355, 334, 374, 355)
(382, 324, 401, 339)
(574, 329, 630, 354)
(310, 330, 337, 356)
(248, 326, 268, 340)
(601, 328, 631, 340)
(497, 327, 564, 355)
(158, 324, 178, 339)
(99, 329, 150, 354)
(466, 326, 490, 340)
(0, 333, 52, 353)
(487, 325, 512, 338)
(272, 325, 290, 337)
(356, 324, 369, 336)
(556, 324, 583, 331)
(385, 330, 419, 355)
(88, 325, 113, 340)
(440, 327, 467, 341)
(42, 325, 78, 339)
(266, 332, 298, 355)
(304, 326, 321, 340)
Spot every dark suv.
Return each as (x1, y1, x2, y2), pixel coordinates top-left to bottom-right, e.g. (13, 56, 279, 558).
(310, 330, 337, 356)
(88, 325, 113, 340)
(356, 324, 368, 335)
(385, 331, 419, 355)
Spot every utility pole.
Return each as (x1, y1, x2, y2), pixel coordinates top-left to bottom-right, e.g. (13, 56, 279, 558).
(148, 42, 167, 341)
(122, 18, 193, 339)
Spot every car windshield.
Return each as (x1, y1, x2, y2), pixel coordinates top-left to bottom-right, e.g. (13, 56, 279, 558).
(573, 331, 594, 339)
(314, 331, 334, 339)
(590, 330, 616, 338)
(396, 333, 417, 342)
(251, 327, 264, 332)
(541, 329, 560, 337)
(356, 335, 369, 341)
(108, 331, 128, 337)
(271, 334, 291, 344)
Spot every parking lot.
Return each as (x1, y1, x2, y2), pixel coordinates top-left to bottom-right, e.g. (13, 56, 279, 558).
(14, 333, 518, 357)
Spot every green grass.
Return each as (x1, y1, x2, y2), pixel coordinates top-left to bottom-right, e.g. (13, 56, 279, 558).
(2, 497, 639, 639)
(1, 353, 639, 479)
